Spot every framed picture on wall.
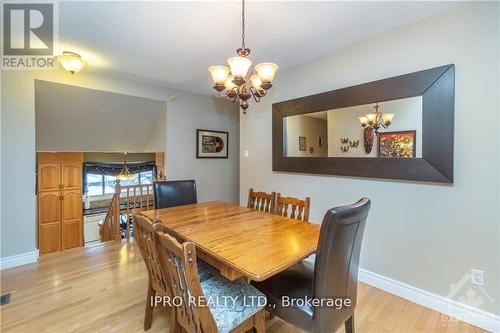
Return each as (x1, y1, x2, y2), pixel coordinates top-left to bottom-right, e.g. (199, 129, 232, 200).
(299, 136, 306, 151)
(196, 129, 228, 158)
(378, 130, 416, 158)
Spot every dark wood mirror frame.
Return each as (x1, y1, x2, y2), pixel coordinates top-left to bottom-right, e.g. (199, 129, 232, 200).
(272, 64, 455, 183)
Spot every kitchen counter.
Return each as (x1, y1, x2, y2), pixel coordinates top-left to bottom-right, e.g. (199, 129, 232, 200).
(83, 207, 109, 216)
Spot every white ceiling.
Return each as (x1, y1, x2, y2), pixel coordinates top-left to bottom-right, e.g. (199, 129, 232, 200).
(58, 1, 462, 96)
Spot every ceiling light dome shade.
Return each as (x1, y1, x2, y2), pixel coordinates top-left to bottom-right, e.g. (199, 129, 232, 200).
(54, 51, 86, 74)
(227, 56, 252, 78)
(208, 66, 231, 84)
(255, 62, 278, 82)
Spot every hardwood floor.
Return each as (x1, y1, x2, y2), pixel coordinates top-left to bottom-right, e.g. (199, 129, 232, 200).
(1, 240, 484, 333)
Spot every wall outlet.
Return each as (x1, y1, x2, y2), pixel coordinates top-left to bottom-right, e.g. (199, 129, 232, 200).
(470, 268, 484, 286)
(244, 150, 249, 158)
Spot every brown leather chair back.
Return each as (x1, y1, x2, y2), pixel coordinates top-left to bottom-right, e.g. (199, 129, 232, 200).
(312, 198, 370, 332)
(153, 180, 197, 209)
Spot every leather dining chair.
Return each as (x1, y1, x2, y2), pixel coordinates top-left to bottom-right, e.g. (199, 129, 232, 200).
(251, 198, 371, 333)
(153, 179, 197, 209)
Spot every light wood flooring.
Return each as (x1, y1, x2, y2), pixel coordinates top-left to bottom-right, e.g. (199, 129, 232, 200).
(0, 240, 485, 333)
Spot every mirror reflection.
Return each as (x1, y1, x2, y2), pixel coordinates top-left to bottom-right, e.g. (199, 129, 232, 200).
(283, 96, 422, 158)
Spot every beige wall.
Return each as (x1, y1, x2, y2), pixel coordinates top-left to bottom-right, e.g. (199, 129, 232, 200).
(1, 69, 239, 259)
(285, 115, 328, 157)
(240, 2, 499, 316)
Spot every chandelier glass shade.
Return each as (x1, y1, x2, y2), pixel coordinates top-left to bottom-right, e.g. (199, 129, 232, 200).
(359, 103, 395, 133)
(208, 0, 278, 113)
(117, 153, 135, 180)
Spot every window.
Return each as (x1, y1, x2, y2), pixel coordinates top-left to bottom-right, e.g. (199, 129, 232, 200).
(86, 173, 104, 196)
(86, 171, 153, 196)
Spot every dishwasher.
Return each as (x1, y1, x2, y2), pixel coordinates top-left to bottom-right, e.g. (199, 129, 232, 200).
(83, 212, 107, 244)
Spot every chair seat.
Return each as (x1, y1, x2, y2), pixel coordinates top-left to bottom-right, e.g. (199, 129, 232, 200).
(197, 259, 218, 282)
(201, 274, 266, 333)
(251, 261, 315, 331)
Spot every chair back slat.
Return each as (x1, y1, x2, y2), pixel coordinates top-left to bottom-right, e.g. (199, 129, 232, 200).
(153, 224, 217, 333)
(247, 188, 276, 213)
(133, 214, 168, 294)
(275, 194, 311, 222)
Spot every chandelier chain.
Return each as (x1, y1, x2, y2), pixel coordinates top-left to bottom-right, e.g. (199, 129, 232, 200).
(241, 0, 246, 49)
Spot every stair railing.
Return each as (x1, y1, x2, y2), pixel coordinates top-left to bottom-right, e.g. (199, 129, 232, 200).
(99, 179, 155, 242)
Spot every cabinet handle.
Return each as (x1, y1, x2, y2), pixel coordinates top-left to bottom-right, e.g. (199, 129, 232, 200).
(59, 184, 63, 189)
(60, 194, 64, 201)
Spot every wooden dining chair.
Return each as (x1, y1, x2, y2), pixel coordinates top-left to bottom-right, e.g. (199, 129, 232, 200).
(251, 198, 371, 333)
(133, 214, 170, 331)
(153, 223, 267, 333)
(274, 193, 311, 222)
(247, 188, 276, 213)
(133, 214, 217, 331)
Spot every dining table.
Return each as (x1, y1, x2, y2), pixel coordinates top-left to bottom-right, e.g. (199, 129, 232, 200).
(141, 201, 321, 282)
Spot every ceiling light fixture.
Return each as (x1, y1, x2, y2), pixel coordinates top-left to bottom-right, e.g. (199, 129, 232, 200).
(208, 0, 278, 114)
(117, 153, 135, 180)
(359, 103, 395, 134)
(54, 51, 86, 74)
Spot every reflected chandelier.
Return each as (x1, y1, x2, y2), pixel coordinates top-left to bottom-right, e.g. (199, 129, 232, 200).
(208, 0, 278, 114)
(358, 103, 395, 134)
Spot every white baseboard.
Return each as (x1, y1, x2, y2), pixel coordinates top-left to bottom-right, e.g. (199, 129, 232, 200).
(0, 250, 39, 270)
(359, 268, 500, 333)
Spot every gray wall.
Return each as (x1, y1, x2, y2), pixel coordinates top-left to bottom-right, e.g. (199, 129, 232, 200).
(166, 93, 239, 203)
(240, 3, 500, 315)
(1, 69, 239, 259)
(35, 81, 166, 152)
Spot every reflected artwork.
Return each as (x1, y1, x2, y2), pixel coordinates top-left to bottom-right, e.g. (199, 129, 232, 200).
(378, 130, 416, 158)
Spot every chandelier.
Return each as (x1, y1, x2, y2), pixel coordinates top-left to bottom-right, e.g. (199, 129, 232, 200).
(117, 153, 134, 180)
(358, 103, 395, 134)
(208, 0, 278, 114)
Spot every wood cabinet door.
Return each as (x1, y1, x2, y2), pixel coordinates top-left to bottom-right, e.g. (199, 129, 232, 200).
(62, 190, 83, 250)
(62, 162, 82, 190)
(38, 192, 61, 254)
(38, 163, 61, 192)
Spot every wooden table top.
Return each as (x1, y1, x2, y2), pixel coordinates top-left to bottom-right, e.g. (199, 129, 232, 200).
(141, 201, 321, 281)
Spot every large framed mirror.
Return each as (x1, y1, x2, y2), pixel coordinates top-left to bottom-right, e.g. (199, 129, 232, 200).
(272, 64, 455, 183)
